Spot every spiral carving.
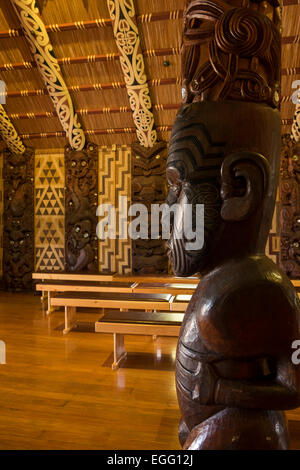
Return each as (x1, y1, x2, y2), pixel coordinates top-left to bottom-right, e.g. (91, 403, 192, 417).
(215, 8, 272, 57)
(182, 0, 281, 107)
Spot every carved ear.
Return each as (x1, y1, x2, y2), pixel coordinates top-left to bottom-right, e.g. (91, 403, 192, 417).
(220, 151, 270, 222)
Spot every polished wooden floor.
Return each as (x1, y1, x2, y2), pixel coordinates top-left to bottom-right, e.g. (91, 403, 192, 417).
(0, 292, 299, 450)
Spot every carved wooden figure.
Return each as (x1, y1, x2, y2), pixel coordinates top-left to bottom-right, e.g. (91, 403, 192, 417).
(131, 142, 168, 274)
(65, 143, 98, 272)
(167, 0, 300, 450)
(3, 147, 34, 290)
(280, 135, 300, 279)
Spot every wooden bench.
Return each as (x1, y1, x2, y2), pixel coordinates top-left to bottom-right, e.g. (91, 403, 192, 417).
(35, 280, 135, 315)
(33, 271, 198, 315)
(50, 292, 191, 334)
(95, 310, 184, 369)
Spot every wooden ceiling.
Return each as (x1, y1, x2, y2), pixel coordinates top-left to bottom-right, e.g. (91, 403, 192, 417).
(0, 0, 298, 150)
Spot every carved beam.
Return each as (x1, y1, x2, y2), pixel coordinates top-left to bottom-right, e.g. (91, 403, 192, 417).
(10, 0, 85, 151)
(107, 0, 157, 148)
(0, 105, 25, 154)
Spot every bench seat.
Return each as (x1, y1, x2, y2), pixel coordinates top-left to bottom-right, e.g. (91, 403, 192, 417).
(50, 291, 191, 334)
(95, 310, 184, 369)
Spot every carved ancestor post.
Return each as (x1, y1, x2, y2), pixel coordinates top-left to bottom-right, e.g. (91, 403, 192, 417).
(166, 0, 300, 449)
(131, 142, 168, 274)
(3, 147, 34, 290)
(280, 135, 300, 278)
(65, 143, 99, 272)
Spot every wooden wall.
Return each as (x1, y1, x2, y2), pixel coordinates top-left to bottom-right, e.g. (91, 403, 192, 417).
(0, 144, 282, 283)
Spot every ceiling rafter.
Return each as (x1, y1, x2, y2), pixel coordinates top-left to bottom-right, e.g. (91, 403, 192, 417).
(9, 0, 86, 151)
(7, 103, 180, 121)
(107, 0, 158, 148)
(0, 47, 181, 72)
(12, 126, 173, 141)
(0, 10, 183, 38)
(2, 78, 181, 99)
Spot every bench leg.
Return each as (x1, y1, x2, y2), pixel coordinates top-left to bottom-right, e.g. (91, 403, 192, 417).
(41, 291, 47, 304)
(112, 333, 127, 370)
(63, 306, 77, 335)
(46, 292, 58, 316)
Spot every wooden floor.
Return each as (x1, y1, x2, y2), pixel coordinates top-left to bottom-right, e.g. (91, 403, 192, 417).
(0, 292, 299, 450)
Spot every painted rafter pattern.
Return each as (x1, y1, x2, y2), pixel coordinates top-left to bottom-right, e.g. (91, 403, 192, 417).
(107, 0, 157, 148)
(10, 0, 85, 151)
(0, 104, 25, 154)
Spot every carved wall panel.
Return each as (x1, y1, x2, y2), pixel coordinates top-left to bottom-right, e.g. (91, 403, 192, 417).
(280, 134, 300, 278)
(65, 143, 98, 272)
(3, 147, 34, 290)
(35, 152, 65, 272)
(131, 141, 168, 274)
(98, 145, 131, 274)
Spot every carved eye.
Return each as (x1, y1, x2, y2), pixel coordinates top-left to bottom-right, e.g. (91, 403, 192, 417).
(293, 242, 299, 248)
(71, 161, 77, 167)
(75, 226, 81, 233)
(20, 240, 24, 245)
(83, 232, 89, 239)
(81, 160, 87, 167)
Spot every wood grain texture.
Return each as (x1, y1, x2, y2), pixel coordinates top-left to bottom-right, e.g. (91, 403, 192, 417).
(0, 292, 299, 449)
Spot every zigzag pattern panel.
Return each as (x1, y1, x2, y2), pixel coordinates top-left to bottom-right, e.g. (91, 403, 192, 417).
(35, 153, 65, 272)
(98, 146, 116, 273)
(115, 145, 131, 275)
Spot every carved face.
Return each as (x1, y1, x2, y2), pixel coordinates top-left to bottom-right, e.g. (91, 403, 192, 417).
(69, 219, 92, 250)
(291, 143, 300, 174)
(166, 106, 224, 276)
(7, 155, 27, 184)
(288, 238, 300, 265)
(8, 230, 31, 260)
(70, 152, 91, 178)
